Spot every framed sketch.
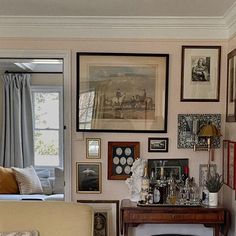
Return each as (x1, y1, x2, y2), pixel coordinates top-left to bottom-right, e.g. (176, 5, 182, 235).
(76, 162, 102, 193)
(177, 113, 221, 149)
(199, 164, 217, 187)
(223, 140, 229, 185)
(86, 138, 101, 159)
(76, 52, 169, 133)
(226, 48, 236, 122)
(77, 200, 119, 236)
(228, 141, 236, 189)
(108, 141, 140, 180)
(181, 46, 221, 101)
(148, 137, 168, 152)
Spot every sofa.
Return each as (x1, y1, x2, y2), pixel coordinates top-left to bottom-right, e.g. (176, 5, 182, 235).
(0, 201, 94, 236)
(0, 166, 64, 201)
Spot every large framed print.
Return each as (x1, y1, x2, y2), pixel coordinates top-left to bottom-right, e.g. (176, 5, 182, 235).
(76, 162, 102, 193)
(76, 53, 169, 132)
(77, 200, 119, 236)
(181, 46, 221, 102)
(226, 49, 236, 122)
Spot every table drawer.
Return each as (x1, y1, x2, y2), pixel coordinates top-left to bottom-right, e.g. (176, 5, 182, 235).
(127, 212, 225, 223)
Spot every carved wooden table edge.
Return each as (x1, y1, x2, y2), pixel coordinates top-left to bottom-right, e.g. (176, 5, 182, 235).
(120, 199, 231, 236)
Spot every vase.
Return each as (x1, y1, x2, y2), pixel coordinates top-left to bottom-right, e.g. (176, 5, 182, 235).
(209, 192, 218, 206)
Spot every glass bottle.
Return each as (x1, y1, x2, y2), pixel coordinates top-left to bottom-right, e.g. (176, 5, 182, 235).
(159, 167, 167, 204)
(153, 182, 161, 204)
(149, 168, 156, 191)
(141, 166, 150, 191)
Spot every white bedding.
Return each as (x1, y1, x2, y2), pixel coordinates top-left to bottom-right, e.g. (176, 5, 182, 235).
(0, 194, 64, 201)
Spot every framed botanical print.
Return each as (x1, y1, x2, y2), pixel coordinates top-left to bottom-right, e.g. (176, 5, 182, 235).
(76, 52, 169, 132)
(108, 141, 140, 180)
(226, 48, 236, 122)
(76, 162, 102, 193)
(181, 46, 221, 102)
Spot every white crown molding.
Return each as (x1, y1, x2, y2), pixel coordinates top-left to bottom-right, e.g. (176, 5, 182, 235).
(0, 13, 234, 39)
(224, 2, 236, 38)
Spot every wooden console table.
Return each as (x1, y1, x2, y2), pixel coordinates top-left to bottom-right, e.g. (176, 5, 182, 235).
(120, 199, 230, 236)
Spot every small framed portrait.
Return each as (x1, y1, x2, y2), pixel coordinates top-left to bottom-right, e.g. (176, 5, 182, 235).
(181, 45, 221, 101)
(86, 138, 101, 159)
(77, 200, 119, 236)
(76, 162, 102, 193)
(148, 137, 169, 152)
(108, 141, 140, 180)
(199, 164, 217, 187)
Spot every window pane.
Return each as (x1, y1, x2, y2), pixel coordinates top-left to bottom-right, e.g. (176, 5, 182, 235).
(34, 92, 59, 129)
(34, 130, 59, 166)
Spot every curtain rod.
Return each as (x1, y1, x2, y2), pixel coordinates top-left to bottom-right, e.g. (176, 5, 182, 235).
(4, 71, 63, 74)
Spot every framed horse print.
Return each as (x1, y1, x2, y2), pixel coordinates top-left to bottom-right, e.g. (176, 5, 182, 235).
(76, 52, 169, 133)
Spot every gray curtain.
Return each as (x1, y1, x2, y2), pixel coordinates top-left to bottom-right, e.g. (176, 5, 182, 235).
(0, 74, 34, 168)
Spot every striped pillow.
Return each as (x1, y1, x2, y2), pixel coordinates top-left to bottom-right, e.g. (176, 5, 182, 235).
(12, 166, 43, 194)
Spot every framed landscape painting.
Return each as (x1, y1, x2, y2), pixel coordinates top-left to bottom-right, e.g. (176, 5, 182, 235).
(76, 52, 169, 132)
(181, 46, 221, 102)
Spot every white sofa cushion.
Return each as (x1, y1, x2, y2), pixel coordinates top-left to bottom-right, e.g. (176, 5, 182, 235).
(53, 167, 64, 194)
(0, 231, 38, 236)
(12, 166, 43, 194)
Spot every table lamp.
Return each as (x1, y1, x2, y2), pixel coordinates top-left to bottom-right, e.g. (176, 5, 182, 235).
(197, 121, 222, 163)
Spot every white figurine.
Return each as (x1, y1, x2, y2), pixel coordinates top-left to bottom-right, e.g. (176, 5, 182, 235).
(125, 158, 147, 202)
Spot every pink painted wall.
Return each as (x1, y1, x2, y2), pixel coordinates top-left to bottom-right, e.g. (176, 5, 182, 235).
(0, 38, 229, 235)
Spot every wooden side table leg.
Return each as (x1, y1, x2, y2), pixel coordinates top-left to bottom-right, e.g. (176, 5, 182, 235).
(124, 224, 129, 236)
(213, 224, 220, 236)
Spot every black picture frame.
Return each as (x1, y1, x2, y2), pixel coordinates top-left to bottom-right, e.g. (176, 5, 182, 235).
(226, 48, 236, 122)
(148, 137, 169, 152)
(181, 46, 221, 102)
(76, 52, 169, 133)
(76, 162, 102, 193)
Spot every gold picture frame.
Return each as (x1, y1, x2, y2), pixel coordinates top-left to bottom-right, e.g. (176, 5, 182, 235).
(86, 138, 101, 159)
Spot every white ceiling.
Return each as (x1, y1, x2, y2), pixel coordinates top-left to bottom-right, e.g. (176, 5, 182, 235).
(0, 0, 235, 17)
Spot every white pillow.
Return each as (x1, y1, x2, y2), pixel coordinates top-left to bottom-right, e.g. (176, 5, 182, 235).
(53, 167, 64, 194)
(0, 231, 39, 236)
(12, 166, 43, 194)
(39, 177, 53, 195)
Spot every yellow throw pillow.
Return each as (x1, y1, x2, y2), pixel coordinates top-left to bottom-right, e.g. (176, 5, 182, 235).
(0, 167, 19, 194)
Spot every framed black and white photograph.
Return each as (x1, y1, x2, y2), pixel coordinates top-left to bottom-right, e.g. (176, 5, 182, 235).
(76, 52, 169, 133)
(181, 46, 221, 101)
(76, 162, 101, 193)
(199, 164, 217, 187)
(86, 138, 101, 159)
(108, 141, 140, 180)
(77, 200, 119, 236)
(226, 49, 236, 122)
(148, 137, 168, 152)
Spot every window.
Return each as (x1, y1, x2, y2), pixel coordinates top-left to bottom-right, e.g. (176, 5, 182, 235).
(31, 86, 63, 168)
